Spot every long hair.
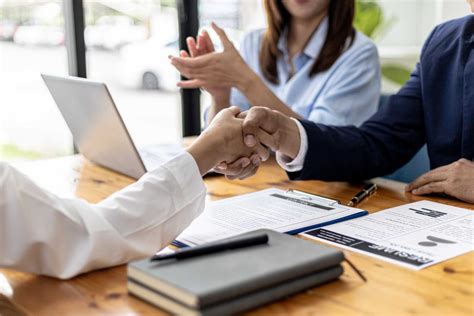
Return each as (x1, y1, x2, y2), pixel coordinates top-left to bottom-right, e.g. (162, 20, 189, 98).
(259, 0, 356, 84)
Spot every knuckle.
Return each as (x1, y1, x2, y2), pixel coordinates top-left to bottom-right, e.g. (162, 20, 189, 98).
(243, 120, 257, 130)
(252, 107, 263, 116)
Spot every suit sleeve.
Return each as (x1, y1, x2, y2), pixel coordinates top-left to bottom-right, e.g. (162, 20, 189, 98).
(288, 62, 426, 182)
(287, 24, 445, 182)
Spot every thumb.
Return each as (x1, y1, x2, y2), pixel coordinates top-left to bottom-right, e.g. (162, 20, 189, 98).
(211, 22, 234, 51)
(242, 107, 279, 147)
(227, 105, 241, 117)
(237, 111, 248, 119)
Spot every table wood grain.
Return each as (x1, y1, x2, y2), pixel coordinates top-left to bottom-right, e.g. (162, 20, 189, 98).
(1, 155, 473, 315)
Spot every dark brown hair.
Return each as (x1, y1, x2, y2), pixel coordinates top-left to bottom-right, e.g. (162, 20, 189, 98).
(259, 0, 356, 84)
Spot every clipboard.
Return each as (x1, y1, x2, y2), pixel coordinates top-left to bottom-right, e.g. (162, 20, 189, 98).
(173, 188, 369, 248)
(285, 189, 341, 206)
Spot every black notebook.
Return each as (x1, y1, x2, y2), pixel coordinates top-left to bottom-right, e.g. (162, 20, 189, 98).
(128, 229, 344, 315)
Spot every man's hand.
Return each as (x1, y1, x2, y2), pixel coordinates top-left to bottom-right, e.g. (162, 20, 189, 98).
(214, 155, 262, 180)
(240, 107, 300, 158)
(213, 107, 301, 179)
(186, 107, 270, 175)
(406, 158, 474, 203)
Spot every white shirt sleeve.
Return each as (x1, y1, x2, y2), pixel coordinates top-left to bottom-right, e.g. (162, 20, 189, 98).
(0, 152, 206, 279)
(276, 118, 309, 172)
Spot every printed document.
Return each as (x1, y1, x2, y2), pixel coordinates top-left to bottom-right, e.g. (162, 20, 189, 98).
(304, 201, 474, 270)
(175, 188, 366, 246)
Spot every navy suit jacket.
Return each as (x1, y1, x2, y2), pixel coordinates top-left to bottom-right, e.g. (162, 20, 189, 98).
(290, 15, 474, 182)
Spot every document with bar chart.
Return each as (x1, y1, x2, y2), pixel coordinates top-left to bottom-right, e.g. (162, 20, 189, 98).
(304, 201, 474, 270)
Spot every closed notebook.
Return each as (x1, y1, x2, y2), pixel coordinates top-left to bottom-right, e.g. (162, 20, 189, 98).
(127, 229, 344, 311)
(128, 265, 343, 316)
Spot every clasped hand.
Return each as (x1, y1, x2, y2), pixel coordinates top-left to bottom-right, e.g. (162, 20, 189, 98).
(188, 106, 300, 180)
(212, 107, 301, 180)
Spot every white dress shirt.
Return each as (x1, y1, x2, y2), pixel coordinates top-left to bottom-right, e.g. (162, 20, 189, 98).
(0, 152, 206, 279)
(276, 119, 308, 172)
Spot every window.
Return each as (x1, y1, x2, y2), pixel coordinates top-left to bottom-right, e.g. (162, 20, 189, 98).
(1, 0, 469, 163)
(198, 0, 265, 122)
(0, 0, 72, 161)
(83, 0, 182, 149)
(358, 0, 470, 92)
(197, 0, 470, 94)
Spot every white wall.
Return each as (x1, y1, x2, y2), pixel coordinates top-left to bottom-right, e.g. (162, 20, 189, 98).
(377, 0, 470, 48)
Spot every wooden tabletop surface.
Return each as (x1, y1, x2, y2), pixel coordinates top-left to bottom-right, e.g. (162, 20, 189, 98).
(1, 155, 473, 316)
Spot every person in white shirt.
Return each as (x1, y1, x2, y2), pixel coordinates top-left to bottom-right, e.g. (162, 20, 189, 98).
(0, 107, 269, 279)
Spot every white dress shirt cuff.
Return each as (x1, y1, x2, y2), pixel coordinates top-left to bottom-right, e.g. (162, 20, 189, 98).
(150, 151, 206, 211)
(276, 118, 308, 172)
(98, 151, 207, 240)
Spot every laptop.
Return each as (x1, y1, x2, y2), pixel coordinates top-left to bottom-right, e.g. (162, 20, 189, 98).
(42, 74, 183, 179)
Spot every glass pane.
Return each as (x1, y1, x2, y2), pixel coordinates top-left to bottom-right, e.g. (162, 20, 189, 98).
(197, 0, 469, 96)
(198, 0, 265, 122)
(83, 0, 181, 149)
(0, 0, 72, 161)
(359, 0, 470, 92)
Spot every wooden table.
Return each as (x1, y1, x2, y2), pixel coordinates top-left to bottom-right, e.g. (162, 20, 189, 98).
(1, 156, 473, 316)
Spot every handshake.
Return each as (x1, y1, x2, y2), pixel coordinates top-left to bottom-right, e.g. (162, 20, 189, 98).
(186, 107, 301, 179)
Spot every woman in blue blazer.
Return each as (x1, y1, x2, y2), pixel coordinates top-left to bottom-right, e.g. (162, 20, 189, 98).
(170, 0, 380, 127)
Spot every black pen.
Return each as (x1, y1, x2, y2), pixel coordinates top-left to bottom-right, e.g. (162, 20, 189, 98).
(347, 183, 377, 207)
(150, 233, 269, 261)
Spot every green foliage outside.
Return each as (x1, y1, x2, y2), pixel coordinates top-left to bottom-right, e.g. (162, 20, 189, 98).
(0, 144, 44, 161)
(354, 0, 411, 86)
(0, 143, 71, 161)
(380, 64, 412, 87)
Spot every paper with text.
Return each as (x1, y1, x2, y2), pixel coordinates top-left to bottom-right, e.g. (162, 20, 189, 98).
(175, 188, 366, 246)
(304, 200, 474, 270)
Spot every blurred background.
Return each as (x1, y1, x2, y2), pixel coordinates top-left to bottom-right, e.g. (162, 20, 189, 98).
(0, 0, 470, 162)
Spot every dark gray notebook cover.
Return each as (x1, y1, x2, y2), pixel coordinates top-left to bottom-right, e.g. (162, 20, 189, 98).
(128, 229, 344, 308)
(129, 265, 343, 316)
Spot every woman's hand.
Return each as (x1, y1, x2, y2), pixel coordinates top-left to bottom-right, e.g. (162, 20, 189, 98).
(170, 23, 256, 97)
(171, 23, 302, 121)
(179, 29, 230, 101)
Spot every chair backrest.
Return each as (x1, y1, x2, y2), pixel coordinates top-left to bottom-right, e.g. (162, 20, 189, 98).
(379, 94, 430, 183)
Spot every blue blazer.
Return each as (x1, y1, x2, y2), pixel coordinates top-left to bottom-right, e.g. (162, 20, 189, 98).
(290, 15, 474, 182)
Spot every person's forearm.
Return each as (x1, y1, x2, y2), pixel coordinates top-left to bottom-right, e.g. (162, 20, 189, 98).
(206, 90, 231, 124)
(186, 133, 221, 175)
(237, 71, 303, 119)
(0, 157, 206, 279)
